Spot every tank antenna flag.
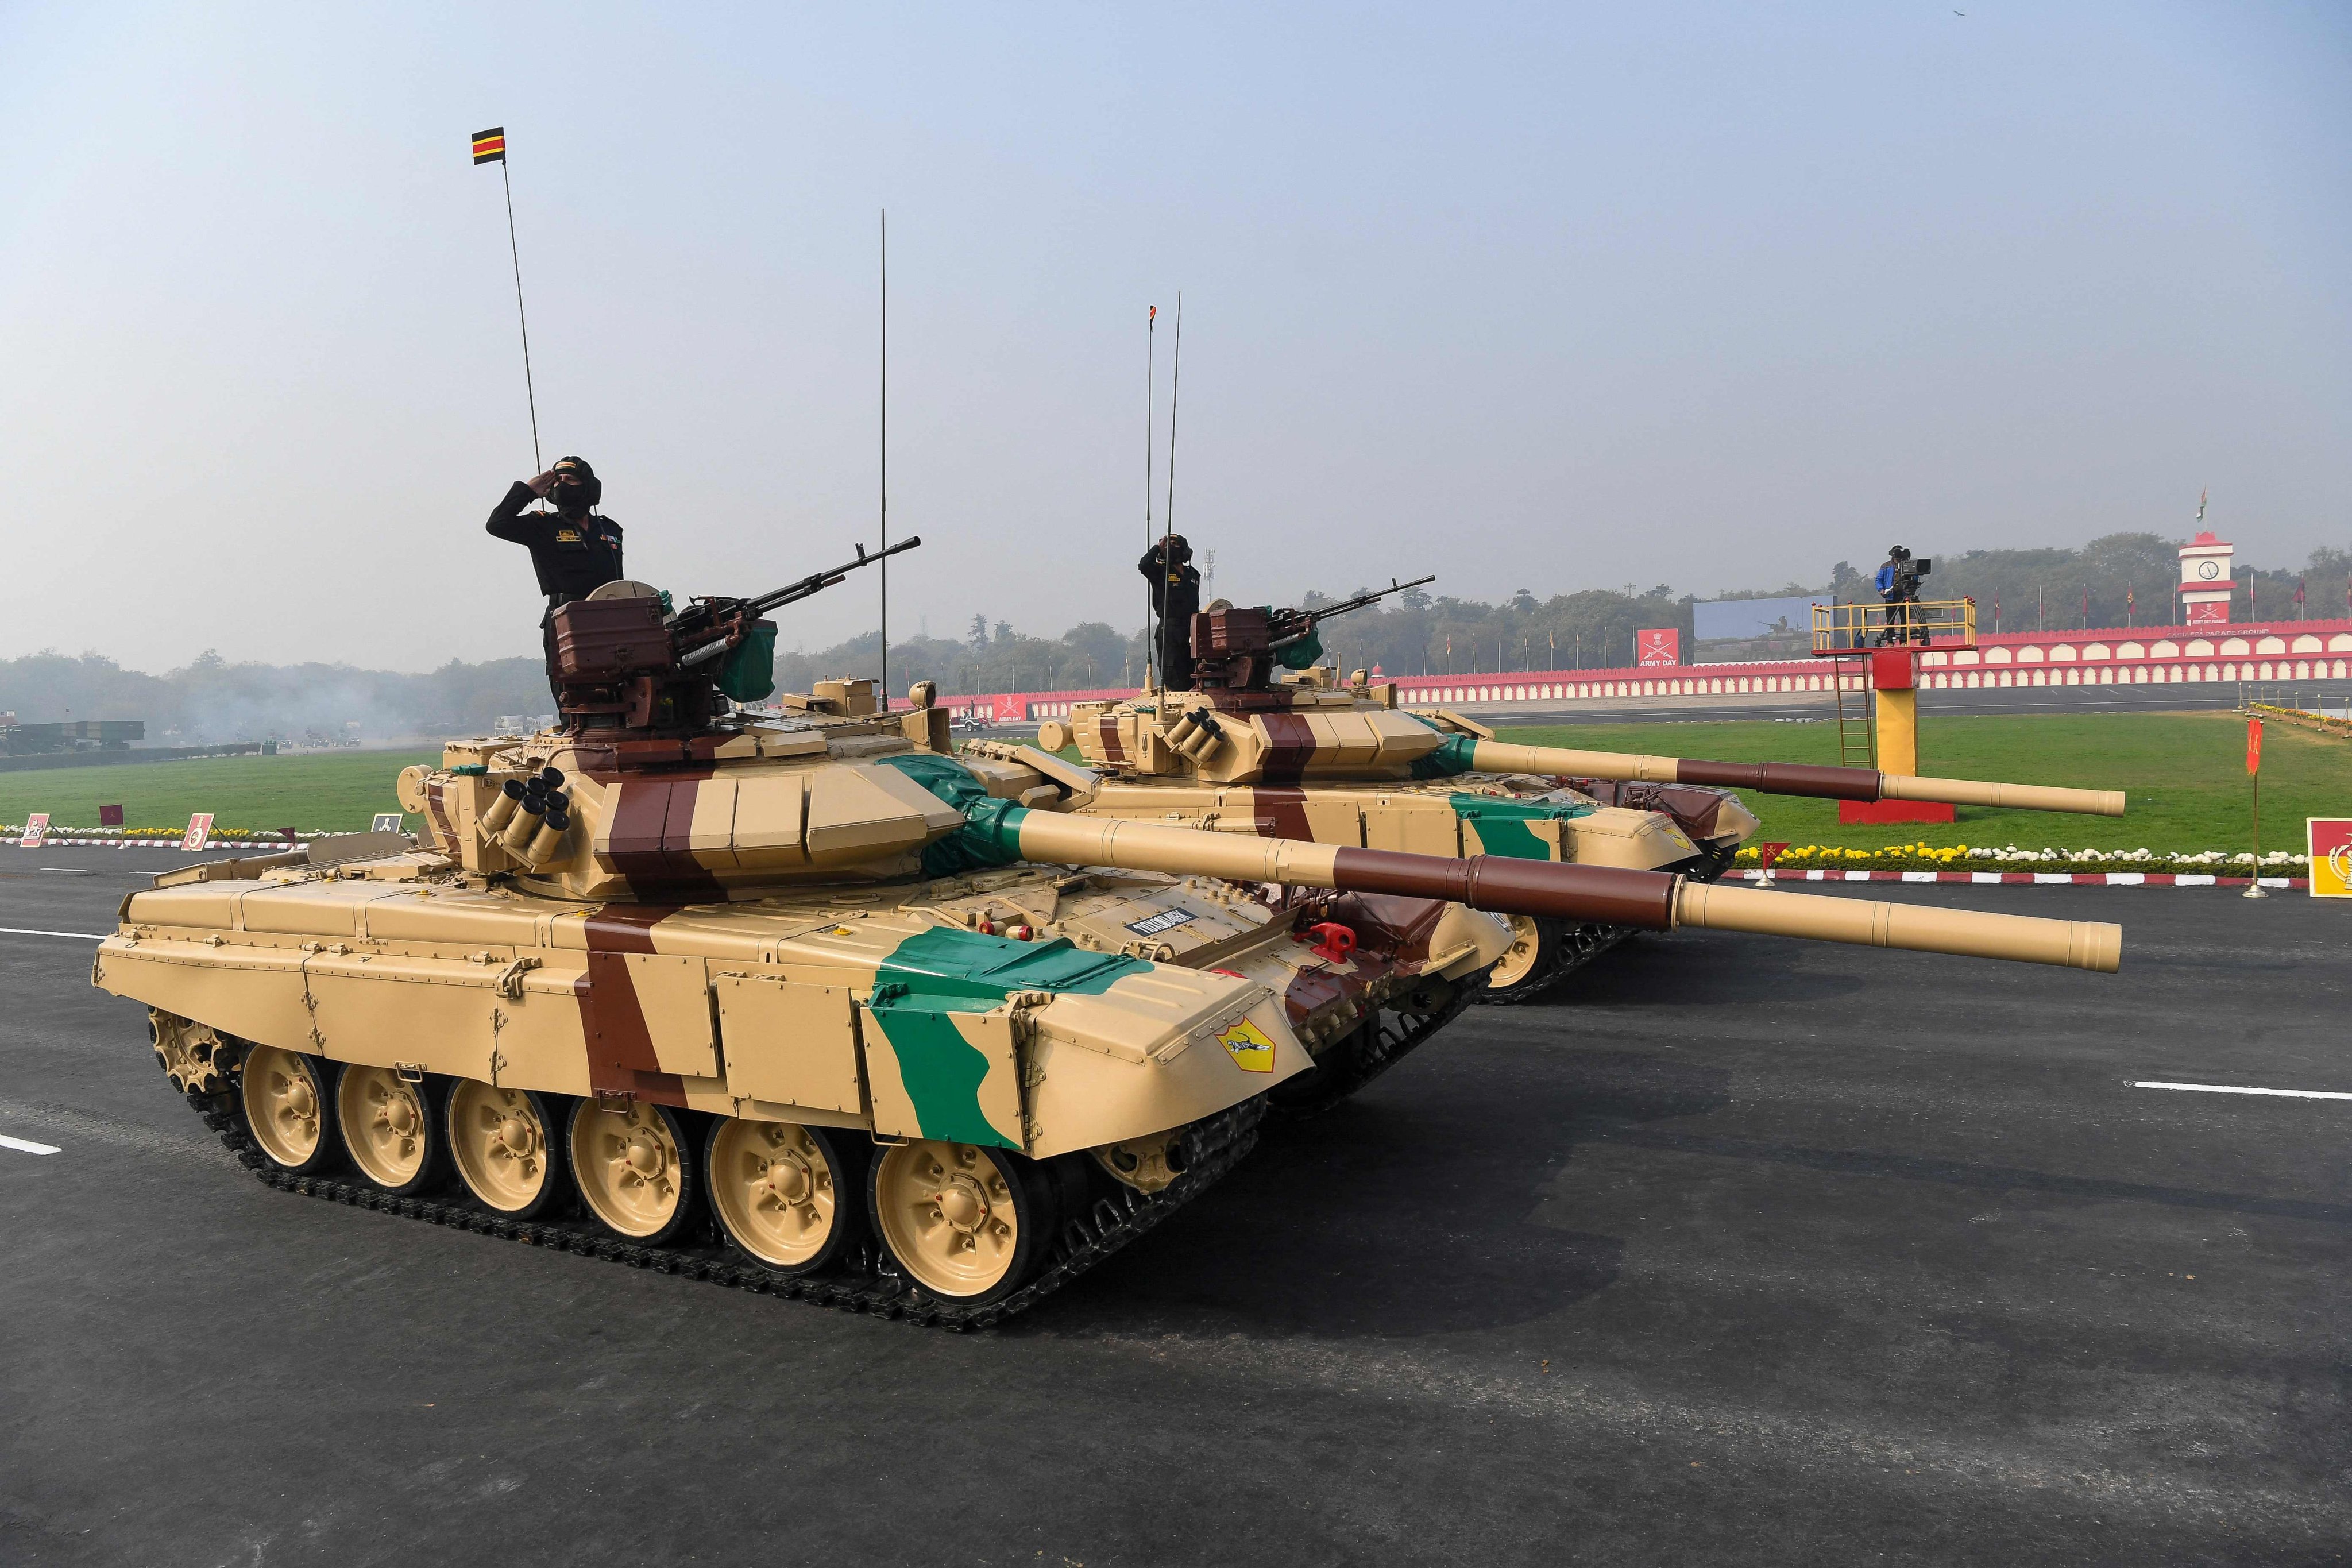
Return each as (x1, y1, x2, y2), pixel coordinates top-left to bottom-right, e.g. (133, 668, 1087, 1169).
(473, 125, 542, 476)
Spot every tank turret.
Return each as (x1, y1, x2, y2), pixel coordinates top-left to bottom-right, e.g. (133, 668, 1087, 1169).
(95, 549, 2119, 1328)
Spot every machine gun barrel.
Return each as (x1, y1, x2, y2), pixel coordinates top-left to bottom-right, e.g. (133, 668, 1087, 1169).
(674, 536, 924, 667)
(1267, 574, 1436, 650)
(992, 807, 2121, 971)
(1447, 737, 2126, 817)
(746, 535, 923, 617)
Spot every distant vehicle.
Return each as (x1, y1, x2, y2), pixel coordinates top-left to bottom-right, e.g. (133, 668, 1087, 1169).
(950, 711, 993, 733)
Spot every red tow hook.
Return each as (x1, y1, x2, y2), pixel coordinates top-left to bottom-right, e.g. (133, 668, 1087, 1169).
(1298, 921, 1357, 965)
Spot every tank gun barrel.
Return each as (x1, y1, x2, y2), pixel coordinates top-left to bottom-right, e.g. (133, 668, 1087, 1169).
(989, 807, 2120, 972)
(1447, 739, 2125, 818)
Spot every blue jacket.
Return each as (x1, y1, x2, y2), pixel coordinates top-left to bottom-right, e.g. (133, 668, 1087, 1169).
(1875, 560, 1898, 594)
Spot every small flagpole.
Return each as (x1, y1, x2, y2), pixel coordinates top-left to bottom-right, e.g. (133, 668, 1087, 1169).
(879, 208, 888, 703)
(1144, 304, 1157, 690)
(2243, 718, 2268, 899)
(499, 159, 542, 474)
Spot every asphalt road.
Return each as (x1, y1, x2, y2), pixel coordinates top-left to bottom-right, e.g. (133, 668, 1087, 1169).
(1, 855, 2346, 1566)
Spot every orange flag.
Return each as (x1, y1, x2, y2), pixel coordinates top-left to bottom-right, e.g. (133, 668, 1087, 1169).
(2246, 718, 2263, 775)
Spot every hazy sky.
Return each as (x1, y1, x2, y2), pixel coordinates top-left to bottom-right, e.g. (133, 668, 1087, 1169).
(5, 3, 2347, 673)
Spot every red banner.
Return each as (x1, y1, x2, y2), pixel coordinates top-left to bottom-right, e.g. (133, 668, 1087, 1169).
(2246, 719, 2262, 776)
(1636, 628, 1680, 667)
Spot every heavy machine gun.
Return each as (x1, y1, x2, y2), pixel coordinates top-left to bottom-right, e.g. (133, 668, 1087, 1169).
(547, 537, 921, 733)
(1189, 574, 1435, 692)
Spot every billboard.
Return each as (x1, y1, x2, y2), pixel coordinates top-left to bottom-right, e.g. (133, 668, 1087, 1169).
(1636, 628, 1680, 667)
(2311, 819, 2352, 898)
(1691, 595, 1821, 663)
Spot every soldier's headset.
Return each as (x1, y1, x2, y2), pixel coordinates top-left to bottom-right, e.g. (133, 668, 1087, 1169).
(550, 457, 604, 510)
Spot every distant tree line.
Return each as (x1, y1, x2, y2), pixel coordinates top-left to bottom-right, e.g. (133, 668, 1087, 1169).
(7, 532, 2345, 733)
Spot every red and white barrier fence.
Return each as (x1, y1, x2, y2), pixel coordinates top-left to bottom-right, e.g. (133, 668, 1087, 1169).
(930, 617, 2352, 721)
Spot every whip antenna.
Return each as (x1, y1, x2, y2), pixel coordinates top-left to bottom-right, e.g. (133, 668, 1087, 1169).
(879, 209, 889, 700)
(1144, 304, 1157, 688)
(471, 126, 540, 474)
(1164, 292, 1183, 563)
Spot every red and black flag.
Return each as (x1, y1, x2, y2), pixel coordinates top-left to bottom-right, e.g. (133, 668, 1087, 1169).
(472, 126, 507, 165)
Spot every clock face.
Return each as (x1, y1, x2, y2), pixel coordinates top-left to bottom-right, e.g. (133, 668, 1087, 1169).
(2197, 560, 2220, 580)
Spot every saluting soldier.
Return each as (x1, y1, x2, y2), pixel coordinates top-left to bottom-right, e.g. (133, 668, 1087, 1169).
(487, 456, 625, 697)
(1140, 534, 1202, 693)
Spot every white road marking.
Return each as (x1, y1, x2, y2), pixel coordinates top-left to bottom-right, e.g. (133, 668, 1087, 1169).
(1, 1134, 61, 1156)
(2133, 1080, 2352, 1102)
(0, 928, 106, 940)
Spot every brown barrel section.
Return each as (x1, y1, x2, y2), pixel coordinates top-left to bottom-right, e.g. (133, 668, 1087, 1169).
(1669, 759, 1884, 801)
(1329, 848, 1678, 930)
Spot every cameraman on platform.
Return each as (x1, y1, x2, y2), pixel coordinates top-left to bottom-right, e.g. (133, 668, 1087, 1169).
(1874, 544, 1931, 647)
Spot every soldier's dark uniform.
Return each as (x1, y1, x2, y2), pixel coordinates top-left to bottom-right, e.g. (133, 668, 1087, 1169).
(1140, 535, 1202, 693)
(487, 458, 625, 699)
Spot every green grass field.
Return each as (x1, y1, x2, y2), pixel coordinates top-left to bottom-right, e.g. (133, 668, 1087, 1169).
(5, 713, 2341, 852)
(0, 750, 437, 835)
(1494, 712, 2349, 852)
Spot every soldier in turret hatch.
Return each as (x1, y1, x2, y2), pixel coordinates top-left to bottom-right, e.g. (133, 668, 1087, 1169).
(487, 456, 625, 698)
(1140, 534, 1201, 692)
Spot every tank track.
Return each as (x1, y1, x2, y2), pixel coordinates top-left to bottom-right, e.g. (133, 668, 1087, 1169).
(178, 1067, 1266, 1332)
(1271, 970, 1486, 1114)
(1474, 918, 1628, 1007)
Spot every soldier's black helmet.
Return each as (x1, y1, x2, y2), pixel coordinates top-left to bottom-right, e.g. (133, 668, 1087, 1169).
(551, 455, 602, 511)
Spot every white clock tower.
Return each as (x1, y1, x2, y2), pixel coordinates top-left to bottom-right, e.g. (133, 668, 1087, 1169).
(2177, 529, 2234, 625)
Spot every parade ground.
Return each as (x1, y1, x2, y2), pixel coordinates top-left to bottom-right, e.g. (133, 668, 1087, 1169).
(1, 859, 2342, 1565)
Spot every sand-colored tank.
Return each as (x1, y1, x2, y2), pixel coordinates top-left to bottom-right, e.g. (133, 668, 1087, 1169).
(1026, 594, 2126, 1001)
(95, 553, 2121, 1328)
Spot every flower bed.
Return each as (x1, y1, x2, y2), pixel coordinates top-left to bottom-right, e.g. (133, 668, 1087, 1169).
(1735, 842, 2308, 875)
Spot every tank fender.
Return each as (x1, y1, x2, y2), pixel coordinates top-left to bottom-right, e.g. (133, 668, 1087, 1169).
(1426, 903, 1513, 976)
(1021, 991, 1306, 1159)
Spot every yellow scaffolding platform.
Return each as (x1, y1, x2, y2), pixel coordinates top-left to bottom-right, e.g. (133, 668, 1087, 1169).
(1810, 597, 1977, 654)
(1809, 598, 1979, 792)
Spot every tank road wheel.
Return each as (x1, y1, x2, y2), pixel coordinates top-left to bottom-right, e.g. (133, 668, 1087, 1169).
(338, 1065, 451, 1195)
(1481, 915, 1565, 1005)
(446, 1081, 567, 1218)
(868, 1141, 1049, 1306)
(570, 1100, 698, 1244)
(706, 1119, 868, 1276)
(240, 1046, 339, 1175)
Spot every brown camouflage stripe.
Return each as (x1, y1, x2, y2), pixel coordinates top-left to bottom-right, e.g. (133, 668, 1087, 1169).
(1257, 712, 1316, 785)
(423, 778, 457, 855)
(575, 905, 688, 1106)
(601, 777, 727, 900)
(1252, 786, 1314, 844)
(1095, 716, 1125, 763)
(1669, 758, 1882, 801)
(1327, 848, 1678, 930)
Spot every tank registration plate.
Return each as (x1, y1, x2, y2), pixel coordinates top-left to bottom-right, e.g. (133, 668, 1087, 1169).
(1123, 907, 1197, 938)
(1216, 1018, 1276, 1073)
